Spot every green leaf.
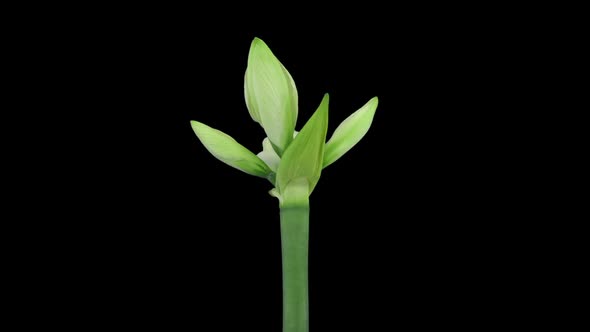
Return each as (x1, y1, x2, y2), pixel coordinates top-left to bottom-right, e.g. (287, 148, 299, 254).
(277, 94, 329, 197)
(323, 97, 378, 168)
(244, 37, 298, 156)
(190, 120, 271, 178)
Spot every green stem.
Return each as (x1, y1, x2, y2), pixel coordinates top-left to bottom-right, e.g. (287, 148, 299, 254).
(280, 203, 310, 332)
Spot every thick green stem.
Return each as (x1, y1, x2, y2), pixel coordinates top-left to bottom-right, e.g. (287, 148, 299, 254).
(280, 204, 310, 332)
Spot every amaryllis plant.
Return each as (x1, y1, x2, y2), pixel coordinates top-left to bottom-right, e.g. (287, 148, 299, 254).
(191, 37, 378, 332)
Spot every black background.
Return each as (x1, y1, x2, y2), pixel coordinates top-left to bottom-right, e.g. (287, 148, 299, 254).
(18, 5, 557, 330)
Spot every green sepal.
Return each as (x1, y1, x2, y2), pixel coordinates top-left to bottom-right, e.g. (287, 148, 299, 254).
(323, 97, 378, 168)
(191, 120, 272, 178)
(244, 37, 298, 156)
(277, 94, 329, 196)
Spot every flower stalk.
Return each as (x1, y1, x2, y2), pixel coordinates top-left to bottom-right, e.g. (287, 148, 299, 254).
(280, 203, 310, 332)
